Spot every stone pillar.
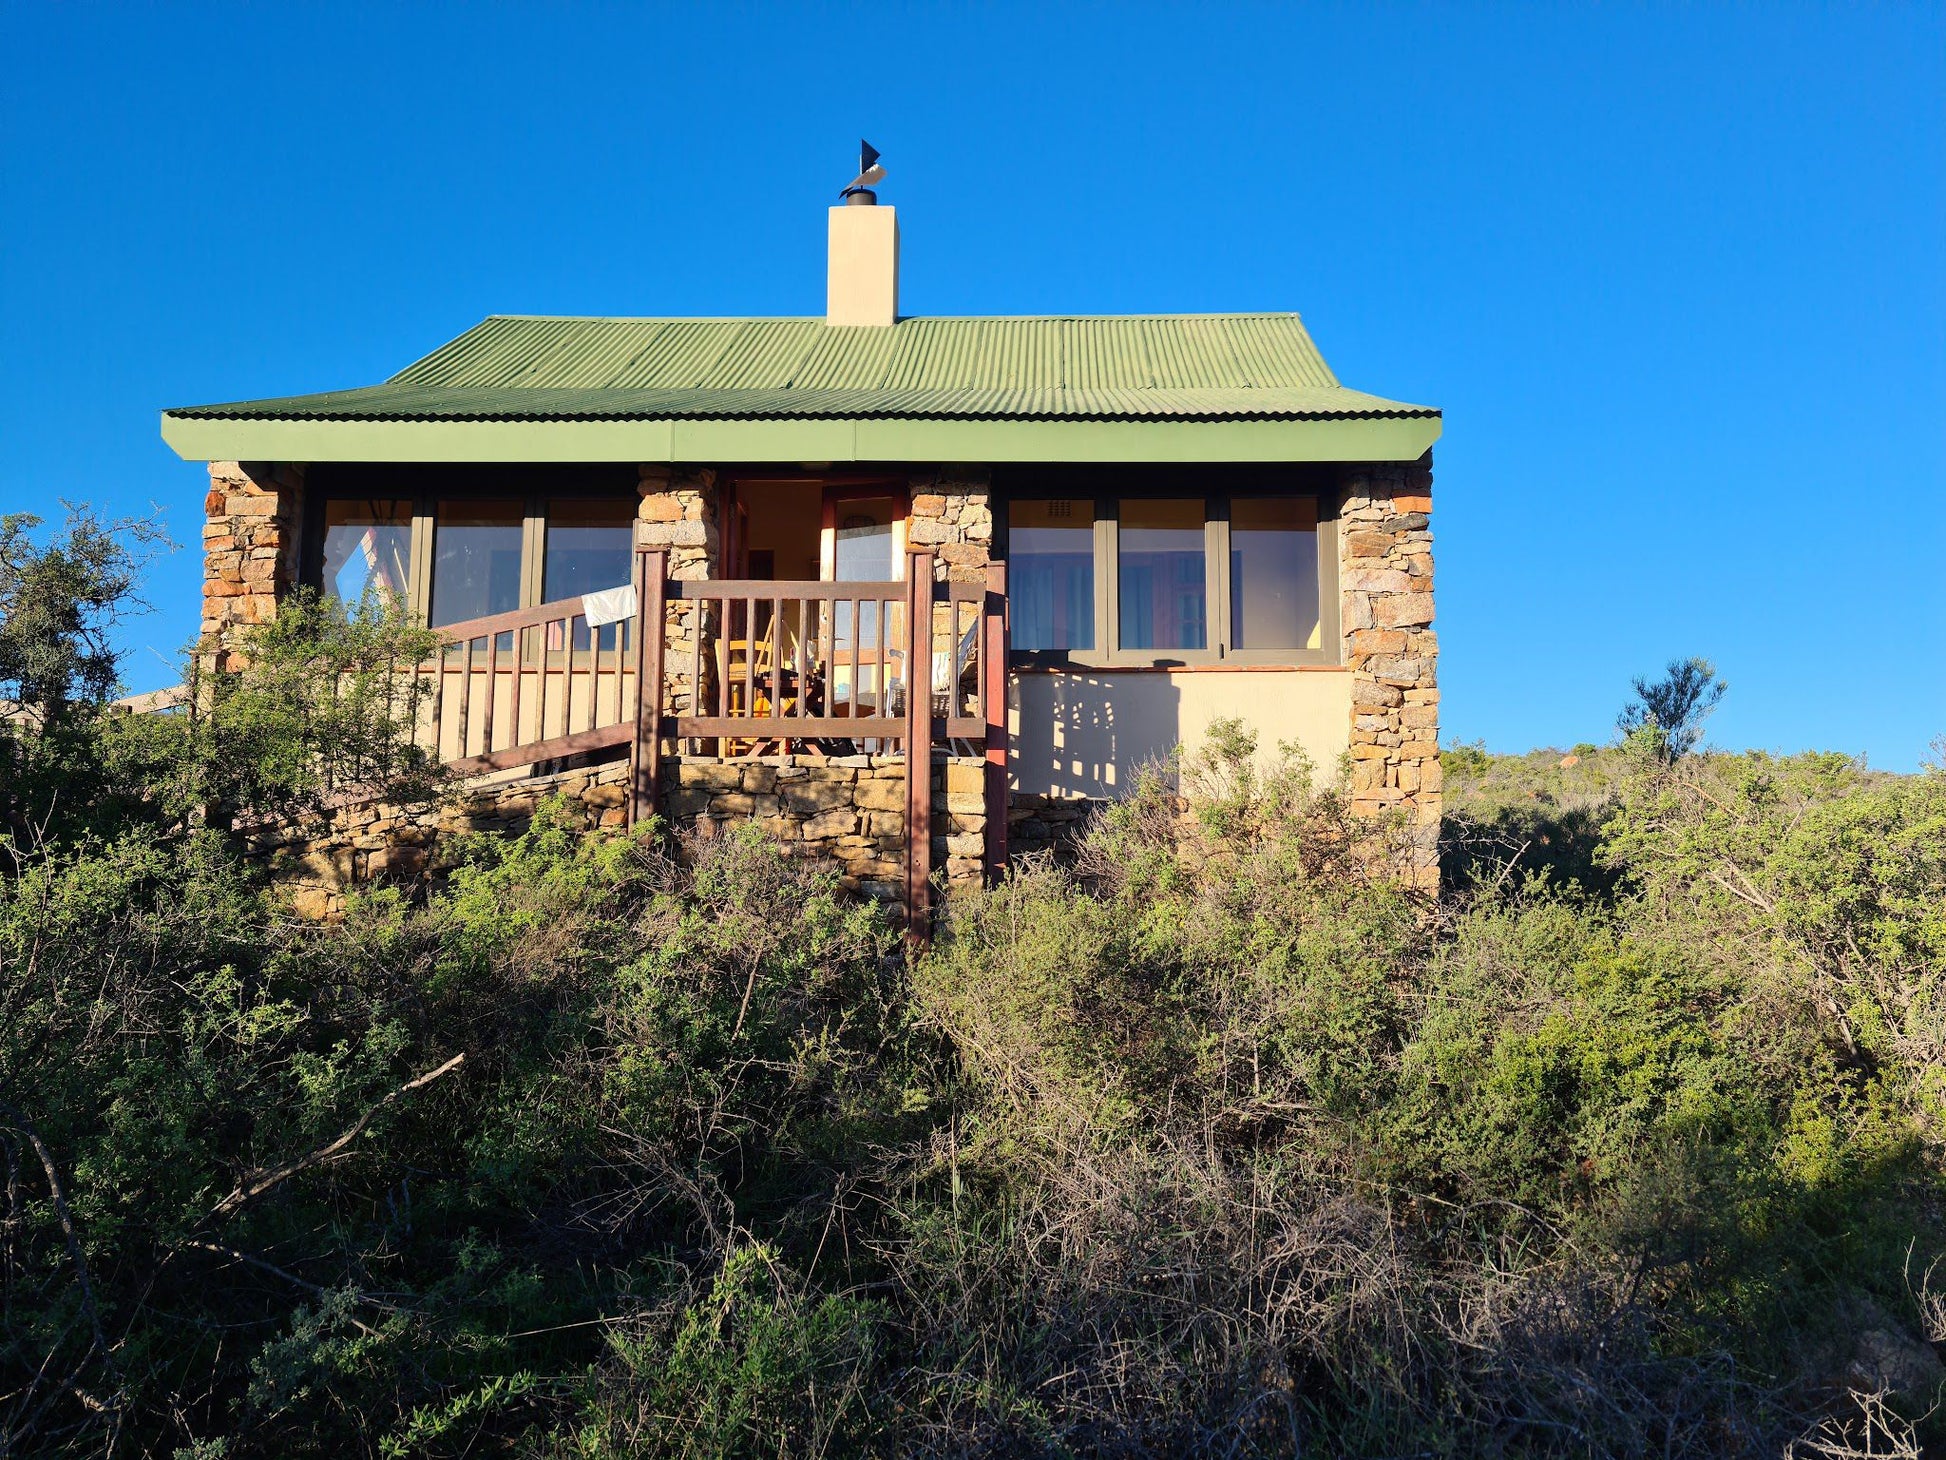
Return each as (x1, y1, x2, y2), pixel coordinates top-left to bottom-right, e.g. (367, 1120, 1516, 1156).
(1339, 457, 1440, 888)
(906, 468, 994, 894)
(637, 465, 720, 715)
(202, 461, 303, 671)
(905, 467, 993, 583)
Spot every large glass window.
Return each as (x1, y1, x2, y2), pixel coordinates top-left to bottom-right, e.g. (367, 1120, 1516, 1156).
(1117, 498, 1207, 651)
(1005, 490, 1330, 663)
(429, 500, 524, 628)
(543, 498, 634, 601)
(321, 499, 413, 605)
(1009, 499, 1095, 651)
(1230, 497, 1321, 650)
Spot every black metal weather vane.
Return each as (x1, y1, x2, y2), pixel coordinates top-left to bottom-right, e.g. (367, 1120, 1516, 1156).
(841, 140, 886, 201)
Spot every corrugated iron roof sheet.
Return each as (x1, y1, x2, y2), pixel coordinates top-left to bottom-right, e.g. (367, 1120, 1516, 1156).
(167, 314, 1437, 423)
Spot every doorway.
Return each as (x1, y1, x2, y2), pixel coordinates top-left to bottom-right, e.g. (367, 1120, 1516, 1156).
(720, 479, 911, 730)
(724, 479, 907, 585)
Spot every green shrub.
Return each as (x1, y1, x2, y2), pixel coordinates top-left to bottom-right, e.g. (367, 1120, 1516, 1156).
(4, 622, 1941, 1456)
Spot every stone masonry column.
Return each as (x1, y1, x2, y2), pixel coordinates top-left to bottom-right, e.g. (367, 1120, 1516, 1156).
(904, 467, 993, 894)
(1339, 458, 1440, 888)
(905, 466, 994, 584)
(202, 461, 304, 671)
(636, 465, 720, 716)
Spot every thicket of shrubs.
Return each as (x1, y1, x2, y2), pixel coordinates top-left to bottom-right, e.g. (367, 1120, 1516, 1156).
(2, 512, 1943, 1456)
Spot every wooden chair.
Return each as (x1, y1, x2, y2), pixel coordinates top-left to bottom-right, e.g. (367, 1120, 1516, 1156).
(721, 631, 812, 757)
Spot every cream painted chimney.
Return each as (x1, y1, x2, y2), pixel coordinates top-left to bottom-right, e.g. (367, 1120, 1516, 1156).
(826, 203, 899, 327)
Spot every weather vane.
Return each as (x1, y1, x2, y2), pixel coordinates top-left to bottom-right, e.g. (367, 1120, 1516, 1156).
(840, 140, 886, 203)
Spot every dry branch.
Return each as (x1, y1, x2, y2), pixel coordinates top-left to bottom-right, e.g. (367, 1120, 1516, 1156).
(201, 1052, 465, 1226)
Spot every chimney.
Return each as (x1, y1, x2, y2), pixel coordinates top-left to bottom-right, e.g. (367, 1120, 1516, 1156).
(826, 197, 898, 327)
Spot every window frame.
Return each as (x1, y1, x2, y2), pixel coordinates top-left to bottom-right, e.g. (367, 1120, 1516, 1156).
(1003, 488, 1339, 669)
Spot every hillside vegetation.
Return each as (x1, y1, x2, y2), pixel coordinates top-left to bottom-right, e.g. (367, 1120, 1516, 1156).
(2, 514, 1943, 1457)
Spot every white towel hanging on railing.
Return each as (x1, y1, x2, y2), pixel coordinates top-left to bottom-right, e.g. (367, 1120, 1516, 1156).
(581, 584, 636, 628)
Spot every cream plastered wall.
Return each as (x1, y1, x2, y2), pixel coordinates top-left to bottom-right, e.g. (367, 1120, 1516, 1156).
(1007, 668, 1354, 798)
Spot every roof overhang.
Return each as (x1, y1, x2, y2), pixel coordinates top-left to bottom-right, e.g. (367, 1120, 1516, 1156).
(160, 412, 1440, 464)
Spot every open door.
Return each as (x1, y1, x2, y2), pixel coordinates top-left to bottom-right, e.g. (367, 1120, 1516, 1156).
(819, 486, 906, 582)
(821, 486, 908, 722)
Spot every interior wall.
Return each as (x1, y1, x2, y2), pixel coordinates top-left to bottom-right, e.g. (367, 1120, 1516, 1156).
(1007, 667, 1353, 798)
(735, 480, 824, 580)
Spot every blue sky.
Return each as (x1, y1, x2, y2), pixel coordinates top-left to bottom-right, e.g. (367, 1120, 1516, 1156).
(3, 3, 1941, 766)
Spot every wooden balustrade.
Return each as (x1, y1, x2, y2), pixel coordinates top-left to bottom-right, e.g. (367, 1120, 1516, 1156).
(668, 578, 910, 742)
(418, 569, 1001, 769)
(421, 595, 637, 775)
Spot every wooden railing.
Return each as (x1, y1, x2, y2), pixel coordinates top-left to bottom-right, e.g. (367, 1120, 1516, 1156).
(658, 573, 1000, 745)
(416, 559, 1003, 768)
(669, 578, 911, 741)
(419, 595, 637, 775)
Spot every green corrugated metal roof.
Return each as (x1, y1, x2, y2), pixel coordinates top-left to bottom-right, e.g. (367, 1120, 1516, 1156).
(166, 314, 1438, 423)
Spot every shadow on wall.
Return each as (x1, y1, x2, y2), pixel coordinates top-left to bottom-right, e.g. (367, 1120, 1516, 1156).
(1008, 672, 1182, 799)
(1006, 669, 1353, 799)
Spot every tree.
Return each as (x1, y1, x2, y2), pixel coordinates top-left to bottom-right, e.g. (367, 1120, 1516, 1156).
(0, 509, 174, 844)
(0, 507, 165, 726)
(2, 510, 443, 849)
(1617, 656, 1726, 761)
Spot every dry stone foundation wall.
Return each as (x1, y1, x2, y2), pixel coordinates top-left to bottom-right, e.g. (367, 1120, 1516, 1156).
(1007, 793, 1098, 860)
(670, 752, 986, 898)
(245, 758, 633, 921)
(253, 752, 987, 920)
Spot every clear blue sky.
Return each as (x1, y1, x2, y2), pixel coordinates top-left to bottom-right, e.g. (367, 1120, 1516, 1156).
(3, 3, 1941, 766)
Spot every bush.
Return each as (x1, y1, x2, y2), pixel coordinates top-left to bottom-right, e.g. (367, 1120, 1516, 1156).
(3, 570, 1941, 1457)
(190, 589, 447, 827)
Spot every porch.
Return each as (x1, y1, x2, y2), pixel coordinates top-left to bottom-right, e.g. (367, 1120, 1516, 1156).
(406, 546, 1009, 933)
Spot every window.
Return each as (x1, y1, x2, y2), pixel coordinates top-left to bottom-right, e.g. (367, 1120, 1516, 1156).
(831, 496, 900, 581)
(429, 500, 524, 628)
(1009, 499, 1095, 650)
(1118, 498, 1207, 651)
(1230, 497, 1320, 650)
(825, 494, 903, 656)
(306, 474, 640, 628)
(1007, 491, 1333, 665)
(543, 498, 634, 602)
(321, 499, 412, 605)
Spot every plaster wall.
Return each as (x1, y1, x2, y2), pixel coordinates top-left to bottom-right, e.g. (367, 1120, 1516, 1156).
(1006, 667, 1355, 798)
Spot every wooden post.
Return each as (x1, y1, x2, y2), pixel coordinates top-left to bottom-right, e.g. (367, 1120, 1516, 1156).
(904, 549, 937, 948)
(628, 547, 668, 826)
(981, 560, 1009, 884)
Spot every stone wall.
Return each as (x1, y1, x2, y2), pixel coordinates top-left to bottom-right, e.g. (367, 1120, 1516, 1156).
(905, 468, 993, 583)
(1338, 458, 1440, 887)
(666, 751, 987, 899)
(252, 751, 987, 919)
(1007, 792, 1097, 861)
(637, 465, 721, 715)
(246, 758, 633, 921)
(203, 461, 303, 670)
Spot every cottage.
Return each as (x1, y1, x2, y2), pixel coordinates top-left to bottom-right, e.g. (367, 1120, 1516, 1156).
(163, 178, 1442, 920)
